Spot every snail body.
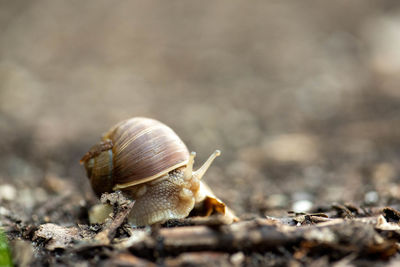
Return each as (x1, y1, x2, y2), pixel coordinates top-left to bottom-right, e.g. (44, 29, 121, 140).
(80, 117, 221, 226)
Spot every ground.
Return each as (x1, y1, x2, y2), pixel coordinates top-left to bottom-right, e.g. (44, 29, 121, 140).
(1, 1, 400, 266)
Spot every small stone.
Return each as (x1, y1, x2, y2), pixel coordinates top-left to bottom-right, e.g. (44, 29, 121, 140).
(364, 191, 379, 204)
(0, 206, 11, 216)
(292, 200, 313, 213)
(230, 252, 245, 266)
(0, 184, 17, 201)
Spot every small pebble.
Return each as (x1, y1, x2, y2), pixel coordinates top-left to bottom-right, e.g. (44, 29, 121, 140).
(0, 206, 11, 216)
(364, 191, 379, 204)
(292, 200, 313, 213)
(230, 252, 245, 266)
(0, 184, 17, 201)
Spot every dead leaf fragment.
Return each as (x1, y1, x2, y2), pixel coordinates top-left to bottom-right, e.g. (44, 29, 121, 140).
(33, 223, 80, 250)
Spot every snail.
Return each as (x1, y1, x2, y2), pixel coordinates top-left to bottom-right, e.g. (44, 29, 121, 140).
(80, 117, 233, 226)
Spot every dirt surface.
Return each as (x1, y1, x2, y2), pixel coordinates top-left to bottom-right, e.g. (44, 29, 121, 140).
(1, 1, 400, 266)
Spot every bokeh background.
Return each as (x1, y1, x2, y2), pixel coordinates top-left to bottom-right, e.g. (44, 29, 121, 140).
(1, 1, 400, 219)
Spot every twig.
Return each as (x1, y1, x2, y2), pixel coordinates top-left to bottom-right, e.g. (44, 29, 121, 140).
(126, 217, 398, 260)
(94, 201, 135, 245)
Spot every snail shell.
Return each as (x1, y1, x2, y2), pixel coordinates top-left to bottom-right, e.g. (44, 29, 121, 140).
(80, 117, 221, 226)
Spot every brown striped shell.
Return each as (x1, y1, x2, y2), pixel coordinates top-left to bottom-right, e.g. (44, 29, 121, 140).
(80, 117, 190, 196)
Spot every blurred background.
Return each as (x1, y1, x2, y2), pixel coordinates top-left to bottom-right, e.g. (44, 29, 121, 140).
(1, 0, 400, 220)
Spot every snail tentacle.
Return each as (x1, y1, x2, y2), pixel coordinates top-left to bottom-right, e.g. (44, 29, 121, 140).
(193, 150, 221, 180)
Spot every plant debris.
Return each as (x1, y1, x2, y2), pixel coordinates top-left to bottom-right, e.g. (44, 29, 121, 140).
(3, 193, 400, 266)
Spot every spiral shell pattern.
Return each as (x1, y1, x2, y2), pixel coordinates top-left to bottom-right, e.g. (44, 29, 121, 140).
(81, 117, 190, 196)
